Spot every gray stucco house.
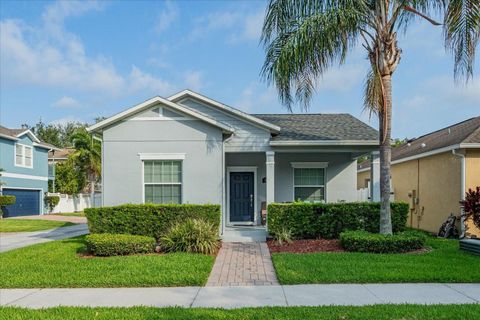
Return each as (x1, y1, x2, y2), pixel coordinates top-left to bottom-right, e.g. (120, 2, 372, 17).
(88, 90, 378, 240)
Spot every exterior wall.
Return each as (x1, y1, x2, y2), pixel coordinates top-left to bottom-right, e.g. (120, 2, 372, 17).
(0, 135, 49, 214)
(178, 98, 272, 152)
(102, 110, 223, 207)
(357, 170, 370, 189)
(358, 151, 462, 233)
(275, 153, 358, 203)
(465, 149, 480, 237)
(225, 153, 266, 224)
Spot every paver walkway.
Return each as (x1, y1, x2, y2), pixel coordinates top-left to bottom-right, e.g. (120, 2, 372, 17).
(0, 224, 89, 252)
(206, 242, 279, 286)
(1, 284, 479, 308)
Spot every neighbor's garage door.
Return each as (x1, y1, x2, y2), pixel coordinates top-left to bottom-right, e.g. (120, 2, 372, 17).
(2, 189, 40, 217)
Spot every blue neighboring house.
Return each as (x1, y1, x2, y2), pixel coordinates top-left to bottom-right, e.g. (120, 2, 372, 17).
(0, 126, 59, 217)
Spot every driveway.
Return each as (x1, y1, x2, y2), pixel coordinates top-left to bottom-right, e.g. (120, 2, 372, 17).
(0, 224, 89, 253)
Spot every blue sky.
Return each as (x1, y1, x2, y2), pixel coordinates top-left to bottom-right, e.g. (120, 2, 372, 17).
(0, 0, 478, 139)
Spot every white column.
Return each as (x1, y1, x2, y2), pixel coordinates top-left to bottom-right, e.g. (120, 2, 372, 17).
(370, 151, 380, 202)
(266, 151, 275, 204)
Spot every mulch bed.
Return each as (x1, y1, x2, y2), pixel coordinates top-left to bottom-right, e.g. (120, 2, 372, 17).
(267, 239, 345, 253)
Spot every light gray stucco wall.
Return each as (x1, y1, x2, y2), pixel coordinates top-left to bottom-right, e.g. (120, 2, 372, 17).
(102, 110, 223, 207)
(274, 152, 358, 203)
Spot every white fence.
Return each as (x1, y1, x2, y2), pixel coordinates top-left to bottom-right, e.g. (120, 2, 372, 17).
(357, 188, 370, 202)
(47, 193, 101, 214)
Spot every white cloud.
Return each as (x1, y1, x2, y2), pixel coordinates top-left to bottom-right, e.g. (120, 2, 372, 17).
(316, 64, 365, 92)
(190, 9, 265, 43)
(155, 1, 179, 34)
(0, 2, 173, 97)
(53, 96, 81, 108)
(50, 115, 83, 126)
(129, 66, 173, 93)
(184, 71, 204, 91)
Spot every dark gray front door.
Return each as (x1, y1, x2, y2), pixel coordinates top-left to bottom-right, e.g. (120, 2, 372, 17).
(229, 172, 254, 223)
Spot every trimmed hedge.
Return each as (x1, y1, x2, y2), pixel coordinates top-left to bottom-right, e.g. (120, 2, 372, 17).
(44, 195, 60, 213)
(268, 202, 409, 239)
(340, 230, 426, 253)
(85, 233, 156, 256)
(85, 204, 221, 240)
(0, 195, 16, 207)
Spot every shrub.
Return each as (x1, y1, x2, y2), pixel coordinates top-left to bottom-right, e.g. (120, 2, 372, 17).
(340, 230, 426, 253)
(275, 227, 293, 245)
(0, 195, 16, 207)
(460, 186, 480, 229)
(268, 202, 409, 239)
(44, 195, 60, 213)
(160, 218, 220, 254)
(85, 204, 220, 240)
(85, 233, 156, 256)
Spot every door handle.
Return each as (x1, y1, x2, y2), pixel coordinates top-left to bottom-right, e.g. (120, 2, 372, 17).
(250, 194, 253, 207)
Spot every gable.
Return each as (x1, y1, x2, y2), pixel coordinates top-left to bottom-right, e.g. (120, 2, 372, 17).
(177, 98, 272, 151)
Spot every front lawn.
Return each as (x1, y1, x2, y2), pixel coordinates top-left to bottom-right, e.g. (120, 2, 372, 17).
(0, 236, 214, 288)
(0, 219, 75, 232)
(272, 237, 480, 284)
(1, 305, 479, 320)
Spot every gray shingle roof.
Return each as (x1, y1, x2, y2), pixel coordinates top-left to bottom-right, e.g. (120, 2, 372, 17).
(0, 125, 59, 149)
(358, 116, 480, 170)
(253, 114, 378, 141)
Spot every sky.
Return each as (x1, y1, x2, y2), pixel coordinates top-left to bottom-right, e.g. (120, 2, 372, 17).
(0, 0, 479, 139)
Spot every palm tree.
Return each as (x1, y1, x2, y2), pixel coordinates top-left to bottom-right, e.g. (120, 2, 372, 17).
(261, 0, 479, 234)
(70, 128, 101, 204)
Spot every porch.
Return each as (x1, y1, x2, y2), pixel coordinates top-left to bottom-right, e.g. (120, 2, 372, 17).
(221, 149, 377, 242)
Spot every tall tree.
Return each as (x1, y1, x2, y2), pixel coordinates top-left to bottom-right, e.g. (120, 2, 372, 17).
(261, 0, 479, 234)
(70, 128, 101, 201)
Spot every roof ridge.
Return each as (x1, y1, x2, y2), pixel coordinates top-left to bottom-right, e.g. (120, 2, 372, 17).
(463, 122, 480, 143)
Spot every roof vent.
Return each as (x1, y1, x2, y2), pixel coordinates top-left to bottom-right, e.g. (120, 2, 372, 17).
(407, 143, 411, 146)
(448, 128, 451, 134)
(421, 143, 426, 148)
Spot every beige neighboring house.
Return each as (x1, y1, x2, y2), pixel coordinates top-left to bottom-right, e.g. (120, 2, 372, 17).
(358, 117, 480, 237)
(48, 148, 75, 192)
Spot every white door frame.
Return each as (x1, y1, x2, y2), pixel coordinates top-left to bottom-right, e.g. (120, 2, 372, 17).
(226, 166, 257, 226)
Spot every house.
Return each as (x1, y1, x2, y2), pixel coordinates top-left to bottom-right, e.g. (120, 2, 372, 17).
(357, 117, 480, 238)
(0, 126, 59, 217)
(87, 90, 379, 240)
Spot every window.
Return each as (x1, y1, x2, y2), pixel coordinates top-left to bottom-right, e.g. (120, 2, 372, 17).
(144, 160, 182, 204)
(15, 144, 33, 168)
(293, 168, 325, 202)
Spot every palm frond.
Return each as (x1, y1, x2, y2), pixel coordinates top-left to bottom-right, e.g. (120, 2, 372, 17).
(363, 65, 383, 117)
(444, 0, 480, 81)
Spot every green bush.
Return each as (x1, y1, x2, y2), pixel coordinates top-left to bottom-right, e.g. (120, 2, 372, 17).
(0, 195, 16, 207)
(161, 218, 220, 254)
(85, 233, 156, 256)
(44, 195, 60, 213)
(85, 204, 221, 240)
(340, 230, 426, 253)
(268, 202, 409, 239)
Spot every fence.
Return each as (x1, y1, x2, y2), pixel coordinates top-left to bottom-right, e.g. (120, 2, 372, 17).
(46, 193, 101, 214)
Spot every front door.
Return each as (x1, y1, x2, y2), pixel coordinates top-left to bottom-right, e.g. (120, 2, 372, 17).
(229, 172, 254, 223)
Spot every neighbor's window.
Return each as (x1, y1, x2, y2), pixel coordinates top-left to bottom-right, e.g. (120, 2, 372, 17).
(144, 160, 182, 204)
(293, 168, 325, 202)
(15, 144, 33, 168)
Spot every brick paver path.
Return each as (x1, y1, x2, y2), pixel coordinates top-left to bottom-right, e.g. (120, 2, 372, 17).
(206, 242, 279, 286)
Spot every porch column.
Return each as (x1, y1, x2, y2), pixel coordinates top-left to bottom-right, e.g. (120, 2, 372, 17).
(266, 151, 275, 205)
(370, 151, 380, 202)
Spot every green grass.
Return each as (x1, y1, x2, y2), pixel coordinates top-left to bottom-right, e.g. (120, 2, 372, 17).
(0, 219, 75, 232)
(1, 305, 479, 320)
(0, 236, 214, 288)
(272, 237, 480, 284)
(54, 212, 85, 217)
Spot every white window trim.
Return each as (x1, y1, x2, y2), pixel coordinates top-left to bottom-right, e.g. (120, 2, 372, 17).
(14, 143, 33, 169)
(138, 153, 186, 161)
(292, 164, 327, 202)
(141, 159, 184, 204)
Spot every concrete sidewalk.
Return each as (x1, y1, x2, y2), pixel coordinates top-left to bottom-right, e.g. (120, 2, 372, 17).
(0, 224, 89, 252)
(1, 283, 479, 309)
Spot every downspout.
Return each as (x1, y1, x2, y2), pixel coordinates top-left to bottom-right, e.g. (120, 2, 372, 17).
(452, 149, 466, 238)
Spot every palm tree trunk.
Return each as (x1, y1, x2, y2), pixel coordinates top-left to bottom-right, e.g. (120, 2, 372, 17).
(379, 74, 393, 235)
